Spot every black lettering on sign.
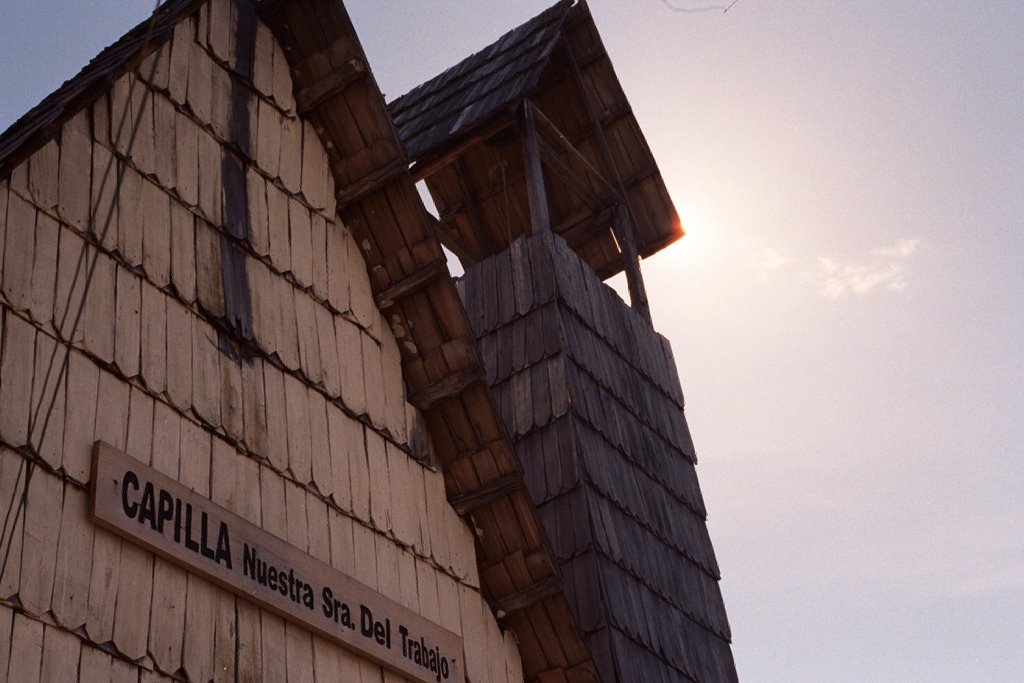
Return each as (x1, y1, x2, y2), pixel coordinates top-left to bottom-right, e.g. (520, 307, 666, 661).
(91, 442, 464, 683)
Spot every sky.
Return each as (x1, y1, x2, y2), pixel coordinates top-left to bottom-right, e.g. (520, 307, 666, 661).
(2, 1, 1023, 681)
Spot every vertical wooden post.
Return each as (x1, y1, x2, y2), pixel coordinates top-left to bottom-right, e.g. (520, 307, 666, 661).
(521, 101, 551, 234)
(614, 203, 651, 322)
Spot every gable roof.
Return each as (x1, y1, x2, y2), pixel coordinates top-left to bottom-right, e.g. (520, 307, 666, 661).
(389, 0, 572, 161)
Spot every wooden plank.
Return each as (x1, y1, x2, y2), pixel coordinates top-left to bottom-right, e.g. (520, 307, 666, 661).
(49, 483, 93, 629)
(264, 180, 292, 274)
(113, 539, 154, 660)
(27, 212, 57, 327)
(311, 212, 330, 300)
(283, 372, 313, 485)
(220, 352, 244, 443)
(449, 472, 523, 516)
(308, 389, 333, 497)
(18, 469, 62, 617)
(334, 157, 407, 209)
(58, 118, 92, 232)
(8, 612, 43, 683)
(191, 318, 222, 429)
(406, 365, 484, 411)
(296, 57, 366, 114)
(143, 178, 172, 287)
(280, 114, 304, 195)
(374, 258, 447, 310)
(314, 303, 341, 397)
(2, 192, 35, 313)
(39, 624, 81, 682)
(261, 363, 289, 472)
(491, 575, 563, 617)
(165, 298, 194, 411)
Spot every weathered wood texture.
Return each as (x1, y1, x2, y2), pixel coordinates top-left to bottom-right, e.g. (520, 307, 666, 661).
(0, 0, 531, 681)
(462, 231, 739, 682)
(389, 0, 681, 281)
(255, 1, 598, 680)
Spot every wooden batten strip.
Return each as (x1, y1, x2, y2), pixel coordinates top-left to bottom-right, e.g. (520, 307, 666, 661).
(373, 259, 449, 310)
(407, 365, 485, 411)
(410, 114, 516, 182)
(334, 157, 408, 208)
(492, 576, 564, 618)
(295, 57, 366, 113)
(449, 472, 523, 516)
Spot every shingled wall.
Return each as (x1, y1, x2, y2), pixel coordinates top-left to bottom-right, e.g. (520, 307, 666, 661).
(0, 1, 524, 680)
(460, 232, 738, 682)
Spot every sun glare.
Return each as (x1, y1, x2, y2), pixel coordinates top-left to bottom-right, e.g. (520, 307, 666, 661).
(670, 199, 719, 268)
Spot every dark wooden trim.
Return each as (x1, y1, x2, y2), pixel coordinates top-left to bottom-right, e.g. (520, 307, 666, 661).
(427, 214, 482, 264)
(410, 114, 517, 181)
(491, 575, 564, 618)
(295, 57, 366, 113)
(334, 158, 408, 208)
(407, 365, 485, 410)
(454, 156, 500, 255)
(373, 259, 449, 310)
(449, 473, 523, 515)
(521, 101, 551, 235)
(614, 203, 650, 320)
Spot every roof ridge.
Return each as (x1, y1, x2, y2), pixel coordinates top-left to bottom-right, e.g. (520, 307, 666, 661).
(0, 0, 203, 178)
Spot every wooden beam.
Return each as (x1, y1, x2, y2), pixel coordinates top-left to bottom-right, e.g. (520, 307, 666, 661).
(334, 157, 408, 208)
(491, 575, 563, 618)
(410, 114, 517, 181)
(531, 104, 621, 203)
(521, 101, 551, 235)
(295, 57, 366, 113)
(454, 157, 500, 255)
(449, 473, 523, 516)
(373, 259, 449, 310)
(536, 136, 606, 213)
(407, 364, 485, 410)
(613, 203, 651, 320)
(558, 206, 614, 247)
(427, 213, 482, 264)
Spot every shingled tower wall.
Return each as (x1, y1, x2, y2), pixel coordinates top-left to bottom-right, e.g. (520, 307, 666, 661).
(460, 232, 738, 682)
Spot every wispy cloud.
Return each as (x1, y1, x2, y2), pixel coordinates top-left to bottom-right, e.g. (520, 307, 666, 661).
(871, 238, 919, 259)
(805, 238, 920, 299)
(754, 247, 792, 272)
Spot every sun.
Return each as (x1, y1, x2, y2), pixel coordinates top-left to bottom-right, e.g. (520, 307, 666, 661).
(670, 198, 719, 268)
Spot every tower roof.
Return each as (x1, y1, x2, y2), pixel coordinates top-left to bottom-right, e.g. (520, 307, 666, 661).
(389, 1, 682, 279)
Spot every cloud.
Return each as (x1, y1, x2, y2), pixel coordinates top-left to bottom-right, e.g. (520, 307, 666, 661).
(754, 247, 792, 272)
(805, 238, 920, 299)
(871, 238, 919, 259)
